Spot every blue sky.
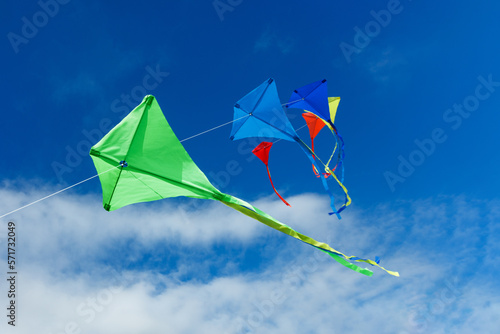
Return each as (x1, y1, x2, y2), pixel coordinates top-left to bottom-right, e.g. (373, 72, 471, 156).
(1, 0, 500, 333)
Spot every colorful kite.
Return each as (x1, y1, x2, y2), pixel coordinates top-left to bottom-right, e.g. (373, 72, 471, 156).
(286, 79, 350, 214)
(287, 80, 344, 176)
(301, 112, 329, 178)
(252, 141, 290, 206)
(90, 95, 398, 277)
(230, 78, 348, 217)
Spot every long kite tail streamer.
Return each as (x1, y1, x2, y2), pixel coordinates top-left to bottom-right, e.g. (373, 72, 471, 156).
(294, 136, 344, 218)
(325, 122, 349, 213)
(286, 79, 351, 214)
(219, 193, 397, 276)
(90, 95, 398, 277)
(220, 194, 371, 276)
(330, 123, 345, 182)
(252, 142, 291, 207)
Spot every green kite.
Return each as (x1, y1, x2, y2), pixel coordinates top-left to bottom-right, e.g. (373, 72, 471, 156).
(90, 95, 398, 277)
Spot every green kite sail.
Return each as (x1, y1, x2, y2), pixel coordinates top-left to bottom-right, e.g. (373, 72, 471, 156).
(90, 95, 398, 277)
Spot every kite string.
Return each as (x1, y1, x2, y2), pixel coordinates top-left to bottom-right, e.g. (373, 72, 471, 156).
(0, 105, 304, 219)
(180, 114, 250, 143)
(282, 98, 304, 106)
(272, 123, 308, 145)
(0, 165, 119, 220)
(179, 100, 305, 144)
(0, 115, 249, 219)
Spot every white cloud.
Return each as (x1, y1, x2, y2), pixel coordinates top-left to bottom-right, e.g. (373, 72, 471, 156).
(0, 186, 499, 333)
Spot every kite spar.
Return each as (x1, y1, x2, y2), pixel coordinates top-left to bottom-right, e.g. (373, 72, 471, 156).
(90, 95, 398, 277)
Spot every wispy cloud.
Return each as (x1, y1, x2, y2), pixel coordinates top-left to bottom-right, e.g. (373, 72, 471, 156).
(0, 186, 498, 333)
(254, 28, 295, 55)
(364, 47, 409, 83)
